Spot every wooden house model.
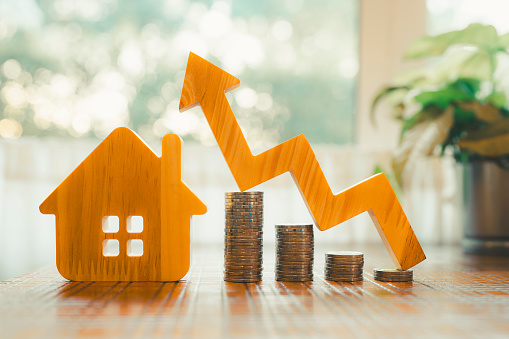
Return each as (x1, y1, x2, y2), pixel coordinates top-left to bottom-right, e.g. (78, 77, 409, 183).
(40, 127, 206, 281)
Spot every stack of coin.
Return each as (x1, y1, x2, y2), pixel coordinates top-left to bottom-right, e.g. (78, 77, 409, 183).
(373, 268, 413, 282)
(224, 191, 263, 283)
(275, 224, 314, 282)
(325, 251, 364, 282)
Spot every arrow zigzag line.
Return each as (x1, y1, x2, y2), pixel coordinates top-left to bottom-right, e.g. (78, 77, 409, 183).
(180, 52, 425, 270)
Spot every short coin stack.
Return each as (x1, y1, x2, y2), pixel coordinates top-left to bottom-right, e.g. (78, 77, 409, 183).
(325, 251, 364, 282)
(373, 268, 413, 282)
(275, 224, 314, 282)
(224, 191, 263, 283)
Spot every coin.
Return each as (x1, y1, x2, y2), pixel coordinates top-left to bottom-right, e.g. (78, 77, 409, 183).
(326, 250, 363, 257)
(373, 268, 413, 282)
(224, 192, 264, 283)
(275, 224, 314, 282)
(225, 191, 263, 195)
(325, 276, 363, 282)
(326, 263, 364, 268)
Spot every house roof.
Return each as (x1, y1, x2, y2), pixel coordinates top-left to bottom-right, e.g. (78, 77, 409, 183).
(39, 127, 206, 217)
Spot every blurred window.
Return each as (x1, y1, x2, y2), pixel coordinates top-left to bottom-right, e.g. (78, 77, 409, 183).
(427, 0, 509, 34)
(0, 0, 359, 145)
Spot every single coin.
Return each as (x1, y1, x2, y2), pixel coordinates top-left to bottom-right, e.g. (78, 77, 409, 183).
(224, 220, 263, 228)
(226, 207, 262, 212)
(276, 229, 314, 234)
(276, 266, 313, 272)
(374, 268, 413, 274)
(276, 250, 314, 255)
(226, 211, 263, 216)
(276, 229, 313, 234)
(276, 269, 314, 275)
(276, 261, 314, 265)
(277, 240, 314, 245)
(225, 255, 263, 260)
(275, 274, 313, 280)
(325, 266, 364, 272)
(326, 263, 364, 268)
(326, 259, 364, 264)
(276, 247, 314, 252)
(326, 270, 364, 276)
(224, 273, 263, 279)
(225, 258, 263, 262)
(224, 276, 262, 280)
(326, 251, 363, 257)
(276, 237, 314, 242)
(225, 236, 263, 242)
(277, 260, 314, 266)
(325, 272, 364, 278)
(225, 226, 263, 231)
(326, 277, 363, 282)
(326, 275, 364, 281)
(276, 241, 314, 246)
(275, 273, 314, 277)
(225, 230, 263, 236)
(225, 200, 263, 204)
(225, 193, 263, 199)
(276, 254, 314, 259)
(225, 258, 263, 263)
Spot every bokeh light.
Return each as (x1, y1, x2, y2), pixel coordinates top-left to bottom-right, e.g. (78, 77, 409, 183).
(0, 0, 358, 145)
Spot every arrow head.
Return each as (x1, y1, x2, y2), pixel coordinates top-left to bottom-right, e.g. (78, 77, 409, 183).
(179, 52, 241, 112)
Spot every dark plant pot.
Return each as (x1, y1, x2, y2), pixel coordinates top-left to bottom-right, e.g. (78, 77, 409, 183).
(457, 162, 509, 255)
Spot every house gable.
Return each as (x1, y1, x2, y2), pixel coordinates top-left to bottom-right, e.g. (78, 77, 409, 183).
(40, 127, 159, 216)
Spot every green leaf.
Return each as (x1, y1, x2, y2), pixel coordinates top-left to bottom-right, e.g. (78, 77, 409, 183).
(414, 88, 472, 109)
(457, 102, 502, 122)
(400, 105, 442, 136)
(370, 85, 410, 126)
(499, 32, 509, 49)
(462, 118, 509, 140)
(392, 106, 454, 185)
(448, 78, 481, 96)
(404, 31, 460, 60)
(404, 23, 499, 60)
(485, 91, 506, 108)
(456, 132, 509, 157)
(457, 50, 492, 80)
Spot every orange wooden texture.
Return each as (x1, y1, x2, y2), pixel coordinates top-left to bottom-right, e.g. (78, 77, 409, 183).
(40, 128, 206, 281)
(179, 52, 425, 270)
(2, 245, 509, 338)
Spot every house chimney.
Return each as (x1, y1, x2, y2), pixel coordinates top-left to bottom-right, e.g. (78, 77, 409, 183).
(161, 134, 182, 184)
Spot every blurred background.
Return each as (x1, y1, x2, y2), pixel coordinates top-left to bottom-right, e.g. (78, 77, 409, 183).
(1, 0, 508, 280)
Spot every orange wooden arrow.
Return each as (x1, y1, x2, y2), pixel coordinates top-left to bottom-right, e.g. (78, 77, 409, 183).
(179, 52, 425, 270)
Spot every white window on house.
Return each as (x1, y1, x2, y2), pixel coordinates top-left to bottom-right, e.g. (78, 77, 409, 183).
(127, 216, 143, 233)
(102, 215, 144, 257)
(127, 239, 143, 257)
(102, 239, 120, 257)
(102, 216, 119, 233)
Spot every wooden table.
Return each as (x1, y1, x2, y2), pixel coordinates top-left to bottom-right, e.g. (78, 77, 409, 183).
(1, 244, 509, 338)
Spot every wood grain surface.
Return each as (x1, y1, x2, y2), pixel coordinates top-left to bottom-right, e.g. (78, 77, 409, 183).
(179, 52, 425, 270)
(1, 244, 508, 339)
(39, 128, 206, 281)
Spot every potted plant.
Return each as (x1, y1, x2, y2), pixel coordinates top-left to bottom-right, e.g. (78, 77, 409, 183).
(371, 23, 509, 254)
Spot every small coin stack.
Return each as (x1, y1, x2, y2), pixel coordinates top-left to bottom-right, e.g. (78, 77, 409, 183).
(224, 191, 263, 283)
(373, 268, 413, 282)
(324, 251, 364, 282)
(275, 224, 314, 282)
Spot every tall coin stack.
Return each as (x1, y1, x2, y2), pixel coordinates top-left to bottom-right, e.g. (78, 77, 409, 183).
(325, 251, 364, 282)
(224, 191, 264, 283)
(275, 224, 314, 282)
